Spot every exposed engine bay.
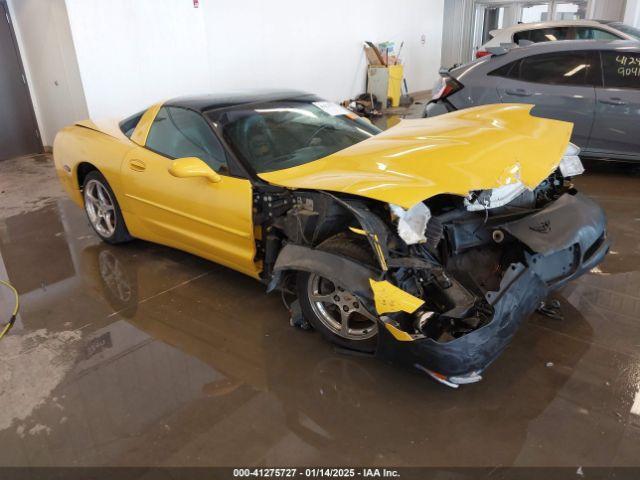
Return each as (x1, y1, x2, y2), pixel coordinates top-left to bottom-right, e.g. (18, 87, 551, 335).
(253, 145, 609, 387)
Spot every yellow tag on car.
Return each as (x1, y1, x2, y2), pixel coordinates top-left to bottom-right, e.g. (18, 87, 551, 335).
(369, 279, 424, 314)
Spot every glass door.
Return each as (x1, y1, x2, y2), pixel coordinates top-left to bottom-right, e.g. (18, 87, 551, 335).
(481, 6, 506, 43)
(552, 1, 588, 20)
(473, 3, 512, 55)
(521, 2, 551, 23)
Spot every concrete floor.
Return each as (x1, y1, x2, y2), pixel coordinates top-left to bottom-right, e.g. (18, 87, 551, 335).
(1, 116, 640, 468)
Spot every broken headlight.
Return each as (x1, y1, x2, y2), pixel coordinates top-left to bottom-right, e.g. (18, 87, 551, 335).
(558, 142, 584, 178)
(464, 182, 528, 212)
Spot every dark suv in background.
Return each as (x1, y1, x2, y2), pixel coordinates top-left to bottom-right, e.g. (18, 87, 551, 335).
(426, 40, 640, 162)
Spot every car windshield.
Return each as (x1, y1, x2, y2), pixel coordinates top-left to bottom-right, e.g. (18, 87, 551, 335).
(209, 101, 381, 174)
(609, 22, 640, 40)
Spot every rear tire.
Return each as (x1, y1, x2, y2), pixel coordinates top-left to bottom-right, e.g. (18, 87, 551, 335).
(297, 234, 378, 353)
(83, 171, 133, 244)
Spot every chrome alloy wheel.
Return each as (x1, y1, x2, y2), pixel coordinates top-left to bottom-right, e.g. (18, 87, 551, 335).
(307, 274, 378, 341)
(84, 179, 116, 237)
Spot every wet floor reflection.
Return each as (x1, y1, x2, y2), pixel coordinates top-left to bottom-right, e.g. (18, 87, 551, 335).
(0, 166, 639, 466)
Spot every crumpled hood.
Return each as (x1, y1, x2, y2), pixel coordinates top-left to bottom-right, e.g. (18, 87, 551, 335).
(258, 104, 573, 209)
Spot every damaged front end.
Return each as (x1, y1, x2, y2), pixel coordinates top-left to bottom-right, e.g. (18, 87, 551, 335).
(264, 145, 608, 387)
(376, 165, 608, 385)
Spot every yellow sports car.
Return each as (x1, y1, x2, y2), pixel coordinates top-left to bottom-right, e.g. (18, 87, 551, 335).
(54, 90, 608, 387)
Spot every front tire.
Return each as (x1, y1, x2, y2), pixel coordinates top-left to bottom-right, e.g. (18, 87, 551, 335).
(83, 171, 133, 244)
(297, 235, 378, 353)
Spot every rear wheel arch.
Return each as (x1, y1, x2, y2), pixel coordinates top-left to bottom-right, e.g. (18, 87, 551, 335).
(77, 162, 98, 190)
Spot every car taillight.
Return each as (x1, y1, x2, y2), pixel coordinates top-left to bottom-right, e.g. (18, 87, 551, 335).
(476, 50, 491, 59)
(431, 76, 463, 101)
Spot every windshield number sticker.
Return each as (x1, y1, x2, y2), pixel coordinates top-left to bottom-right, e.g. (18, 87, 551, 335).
(313, 101, 352, 117)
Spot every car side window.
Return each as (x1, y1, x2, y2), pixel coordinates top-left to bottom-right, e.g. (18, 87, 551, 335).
(519, 52, 593, 86)
(515, 27, 621, 44)
(601, 51, 640, 89)
(119, 110, 144, 138)
(572, 27, 620, 40)
(523, 28, 566, 43)
(513, 30, 531, 43)
(146, 107, 229, 173)
(488, 60, 520, 79)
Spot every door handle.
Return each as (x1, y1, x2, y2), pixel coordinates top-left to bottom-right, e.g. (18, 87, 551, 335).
(599, 97, 627, 106)
(505, 88, 533, 97)
(129, 159, 146, 172)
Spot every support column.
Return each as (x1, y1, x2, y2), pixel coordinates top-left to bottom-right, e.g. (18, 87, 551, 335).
(625, 0, 640, 27)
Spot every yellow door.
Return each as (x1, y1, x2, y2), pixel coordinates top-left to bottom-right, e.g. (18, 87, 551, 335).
(121, 106, 259, 278)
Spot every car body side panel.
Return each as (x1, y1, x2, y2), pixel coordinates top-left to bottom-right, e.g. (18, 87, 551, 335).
(589, 87, 640, 159)
(120, 145, 260, 278)
(496, 79, 596, 149)
(441, 59, 504, 111)
(54, 103, 260, 279)
(130, 102, 163, 146)
(259, 104, 572, 208)
(75, 119, 130, 143)
(446, 82, 502, 111)
(53, 124, 135, 212)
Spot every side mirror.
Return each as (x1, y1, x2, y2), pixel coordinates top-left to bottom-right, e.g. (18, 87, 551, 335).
(168, 157, 221, 183)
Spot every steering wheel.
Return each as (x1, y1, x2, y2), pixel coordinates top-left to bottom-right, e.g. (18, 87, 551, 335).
(303, 124, 332, 148)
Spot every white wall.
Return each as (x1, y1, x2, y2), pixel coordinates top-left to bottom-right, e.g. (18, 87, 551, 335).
(65, 0, 210, 121)
(65, 0, 444, 120)
(7, 0, 88, 146)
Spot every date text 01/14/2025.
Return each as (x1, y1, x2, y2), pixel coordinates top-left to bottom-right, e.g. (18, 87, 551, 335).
(232, 468, 401, 478)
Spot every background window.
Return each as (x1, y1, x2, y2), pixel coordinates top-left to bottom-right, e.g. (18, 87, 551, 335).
(602, 51, 640, 89)
(146, 107, 228, 173)
(520, 52, 591, 85)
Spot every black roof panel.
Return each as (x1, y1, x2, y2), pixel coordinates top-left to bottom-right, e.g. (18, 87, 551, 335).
(165, 89, 320, 112)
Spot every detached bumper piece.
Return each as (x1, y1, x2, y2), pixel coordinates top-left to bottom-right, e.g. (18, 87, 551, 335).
(375, 192, 609, 386)
(376, 267, 546, 384)
(502, 192, 609, 289)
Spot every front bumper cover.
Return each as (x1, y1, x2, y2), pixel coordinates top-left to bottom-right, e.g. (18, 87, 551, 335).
(376, 192, 609, 379)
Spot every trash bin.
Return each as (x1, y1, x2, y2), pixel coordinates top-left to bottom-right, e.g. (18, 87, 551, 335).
(387, 65, 403, 108)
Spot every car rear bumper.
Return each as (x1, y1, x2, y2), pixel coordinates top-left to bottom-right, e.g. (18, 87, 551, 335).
(376, 192, 609, 382)
(423, 99, 456, 118)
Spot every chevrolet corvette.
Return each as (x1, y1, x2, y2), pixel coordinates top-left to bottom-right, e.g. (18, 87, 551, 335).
(53, 90, 609, 387)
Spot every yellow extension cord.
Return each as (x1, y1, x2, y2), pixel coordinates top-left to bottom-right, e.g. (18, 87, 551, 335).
(0, 279, 19, 340)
